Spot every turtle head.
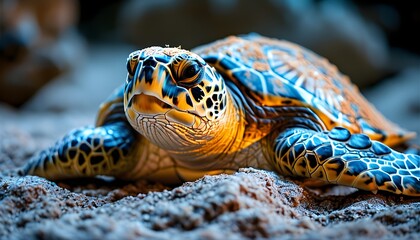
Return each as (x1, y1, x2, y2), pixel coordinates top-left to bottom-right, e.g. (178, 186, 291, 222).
(124, 47, 238, 152)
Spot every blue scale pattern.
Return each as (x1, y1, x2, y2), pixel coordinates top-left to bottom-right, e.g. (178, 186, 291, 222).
(347, 134, 372, 149)
(328, 127, 351, 141)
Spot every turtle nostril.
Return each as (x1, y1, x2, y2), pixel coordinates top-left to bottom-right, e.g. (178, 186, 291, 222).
(142, 59, 157, 68)
(143, 66, 154, 84)
(141, 59, 158, 84)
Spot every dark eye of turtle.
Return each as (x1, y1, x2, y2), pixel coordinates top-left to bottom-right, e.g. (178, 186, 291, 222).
(177, 61, 203, 87)
(183, 64, 200, 79)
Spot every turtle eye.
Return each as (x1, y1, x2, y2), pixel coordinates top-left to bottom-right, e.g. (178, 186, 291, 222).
(182, 63, 200, 79)
(177, 61, 203, 87)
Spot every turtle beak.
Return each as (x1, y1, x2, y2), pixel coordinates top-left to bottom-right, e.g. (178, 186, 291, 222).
(126, 93, 204, 130)
(129, 93, 172, 115)
(125, 60, 171, 110)
(124, 66, 204, 129)
(124, 61, 195, 115)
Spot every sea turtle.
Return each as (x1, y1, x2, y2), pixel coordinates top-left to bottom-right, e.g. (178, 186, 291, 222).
(22, 34, 420, 196)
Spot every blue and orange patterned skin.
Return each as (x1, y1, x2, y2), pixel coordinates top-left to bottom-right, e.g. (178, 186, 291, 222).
(22, 34, 420, 196)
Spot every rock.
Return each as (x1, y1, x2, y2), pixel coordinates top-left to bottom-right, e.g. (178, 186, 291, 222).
(0, 0, 85, 107)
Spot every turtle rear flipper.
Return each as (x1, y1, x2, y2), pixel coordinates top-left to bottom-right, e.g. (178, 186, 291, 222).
(272, 127, 420, 196)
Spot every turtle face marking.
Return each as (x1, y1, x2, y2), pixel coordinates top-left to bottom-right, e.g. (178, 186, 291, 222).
(124, 47, 228, 147)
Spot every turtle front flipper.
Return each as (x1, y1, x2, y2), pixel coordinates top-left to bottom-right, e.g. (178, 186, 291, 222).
(271, 127, 420, 196)
(22, 86, 140, 180)
(21, 122, 139, 180)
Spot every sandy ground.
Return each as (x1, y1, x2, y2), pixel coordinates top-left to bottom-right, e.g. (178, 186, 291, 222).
(0, 44, 419, 239)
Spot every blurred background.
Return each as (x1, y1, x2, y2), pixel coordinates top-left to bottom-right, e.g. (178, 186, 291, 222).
(0, 0, 419, 144)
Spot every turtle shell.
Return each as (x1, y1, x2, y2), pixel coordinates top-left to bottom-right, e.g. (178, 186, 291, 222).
(192, 33, 414, 147)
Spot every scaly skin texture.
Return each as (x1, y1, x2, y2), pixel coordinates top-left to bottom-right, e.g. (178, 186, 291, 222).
(271, 127, 420, 196)
(22, 34, 420, 196)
